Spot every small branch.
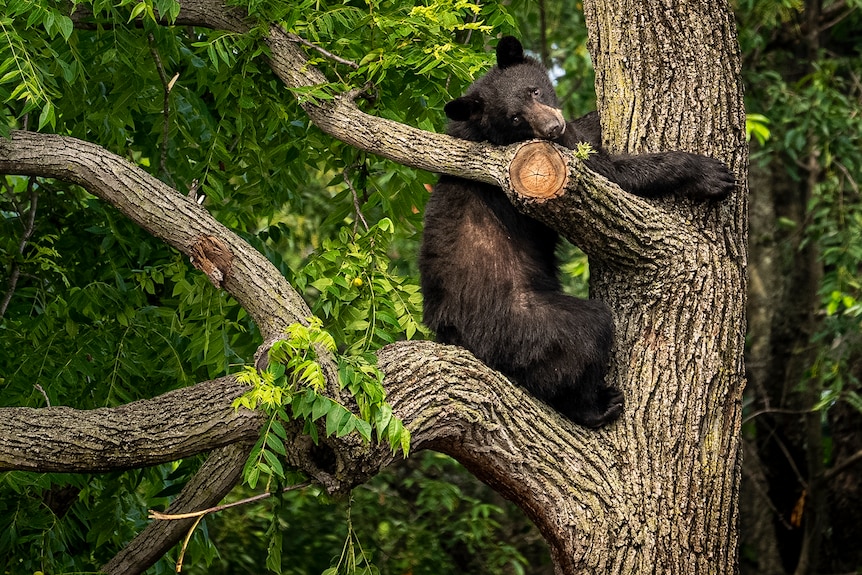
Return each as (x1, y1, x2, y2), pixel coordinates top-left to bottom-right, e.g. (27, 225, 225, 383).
(33, 384, 51, 407)
(286, 32, 359, 69)
(819, 2, 856, 33)
(148, 32, 178, 183)
(149, 480, 312, 521)
(150, 480, 311, 573)
(820, 448, 862, 484)
(834, 159, 859, 197)
(0, 177, 38, 320)
(741, 406, 815, 425)
(102, 443, 255, 575)
(821, 0, 848, 20)
(175, 513, 205, 573)
(343, 164, 369, 232)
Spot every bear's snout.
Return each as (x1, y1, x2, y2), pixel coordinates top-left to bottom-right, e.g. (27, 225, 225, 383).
(542, 118, 566, 139)
(526, 102, 566, 140)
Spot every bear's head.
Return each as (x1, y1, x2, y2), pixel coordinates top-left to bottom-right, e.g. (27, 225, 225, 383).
(445, 37, 565, 146)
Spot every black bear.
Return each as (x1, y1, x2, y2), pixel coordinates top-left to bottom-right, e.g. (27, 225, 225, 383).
(419, 36, 735, 428)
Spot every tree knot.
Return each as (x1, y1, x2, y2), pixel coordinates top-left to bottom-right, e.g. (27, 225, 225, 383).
(189, 236, 233, 288)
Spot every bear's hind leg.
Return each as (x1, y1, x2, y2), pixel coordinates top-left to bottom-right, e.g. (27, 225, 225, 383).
(509, 293, 623, 427)
(550, 363, 624, 428)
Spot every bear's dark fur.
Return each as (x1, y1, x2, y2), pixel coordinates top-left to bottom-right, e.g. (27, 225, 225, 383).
(419, 37, 735, 428)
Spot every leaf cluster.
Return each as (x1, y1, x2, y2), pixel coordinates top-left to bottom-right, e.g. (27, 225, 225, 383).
(184, 452, 542, 575)
(0, 178, 254, 571)
(234, 317, 410, 491)
(0, 461, 218, 574)
(295, 218, 428, 352)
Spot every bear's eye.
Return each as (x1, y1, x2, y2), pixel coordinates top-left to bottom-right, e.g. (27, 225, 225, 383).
(532, 88, 541, 97)
(511, 115, 522, 125)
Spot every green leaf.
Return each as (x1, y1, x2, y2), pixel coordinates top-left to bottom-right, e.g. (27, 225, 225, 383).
(266, 525, 283, 574)
(312, 395, 331, 421)
(270, 417, 287, 440)
(846, 391, 862, 415)
(269, 361, 286, 380)
(354, 418, 372, 443)
(206, 43, 218, 67)
(262, 449, 284, 478)
(375, 403, 393, 438)
(400, 428, 411, 457)
(128, 2, 148, 23)
(325, 404, 344, 437)
(56, 15, 73, 40)
(265, 432, 286, 456)
(247, 466, 261, 490)
(37, 101, 55, 130)
(336, 412, 356, 438)
(215, 40, 231, 65)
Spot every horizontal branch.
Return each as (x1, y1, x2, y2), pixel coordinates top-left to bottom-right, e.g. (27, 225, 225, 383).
(0, 377, 262, 472)
(261, 23, 685, 265)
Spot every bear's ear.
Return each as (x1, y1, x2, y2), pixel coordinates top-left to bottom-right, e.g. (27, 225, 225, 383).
(444, 96, 483, 122)
(496, 36, 525, 69)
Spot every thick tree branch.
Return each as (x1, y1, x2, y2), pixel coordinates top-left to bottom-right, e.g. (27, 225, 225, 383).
(0, 136, 684, 279)
(262, 22, 689, 266)
(0, 301, 613, 501)
(60, 0, 692, 266)
(0, 131, 308, 341)
(377, 342, 623, 573)
(0, 337, 614, 573)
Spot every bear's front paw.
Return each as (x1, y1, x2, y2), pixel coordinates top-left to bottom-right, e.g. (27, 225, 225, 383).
(686, 156, 737, 201)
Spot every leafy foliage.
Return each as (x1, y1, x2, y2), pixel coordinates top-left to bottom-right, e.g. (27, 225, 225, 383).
(738, 0, 862, 571)
(322, 497, 380, 575)
(295, 218, 428, 352)
(185, 453, 543, 575)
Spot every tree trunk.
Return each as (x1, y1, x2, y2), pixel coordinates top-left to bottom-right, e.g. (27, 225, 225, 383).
(574, 0, 749, 570)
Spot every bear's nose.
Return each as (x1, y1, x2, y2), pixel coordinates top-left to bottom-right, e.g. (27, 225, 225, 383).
(543, 119, 565, 139)
(527, 103, 566, 140)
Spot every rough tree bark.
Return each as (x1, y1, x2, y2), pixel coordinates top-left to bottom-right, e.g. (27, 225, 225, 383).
(570, 0, 749, 571)
(0, 0, 748, 573)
